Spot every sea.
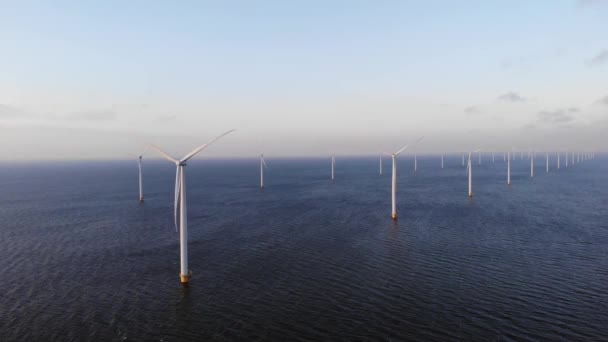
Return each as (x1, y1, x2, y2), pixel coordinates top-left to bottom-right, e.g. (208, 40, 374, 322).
(0, 155, 606, 341)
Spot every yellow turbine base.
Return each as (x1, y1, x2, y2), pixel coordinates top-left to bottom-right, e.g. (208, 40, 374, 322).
(391, 214, 397, 220)
(180, 274, 189, 283)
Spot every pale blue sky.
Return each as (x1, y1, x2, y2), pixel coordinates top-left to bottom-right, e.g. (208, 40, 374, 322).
(0, 1, 607, 159)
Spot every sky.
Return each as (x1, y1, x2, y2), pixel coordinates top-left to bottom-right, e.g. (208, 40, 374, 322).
(0, 0, 607, 160)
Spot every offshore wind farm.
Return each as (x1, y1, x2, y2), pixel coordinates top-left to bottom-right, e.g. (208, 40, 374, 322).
(1, 1, 608, 341)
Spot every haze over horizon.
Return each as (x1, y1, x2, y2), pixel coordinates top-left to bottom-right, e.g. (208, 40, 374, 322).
(1, 1, 607, 160)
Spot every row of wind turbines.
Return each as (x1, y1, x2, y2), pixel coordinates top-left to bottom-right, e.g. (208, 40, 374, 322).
(132, 130, 596, 284)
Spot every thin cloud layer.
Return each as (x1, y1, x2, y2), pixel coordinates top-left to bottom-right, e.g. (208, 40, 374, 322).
(0, 104, 28, 118)
(66, 110, 116, 121)
(586, 49, 608, 66)
(537, 108, 578, 124)
(596, 95, 608, 106)
(498, 92, 526, 102)
(464, 106, 480, 115)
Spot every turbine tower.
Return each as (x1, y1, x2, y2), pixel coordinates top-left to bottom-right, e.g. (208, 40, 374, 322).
(260, 153, 268, 189)
(331, 155, 335, 181)
(133, 148, 148, 202)
(150, 129, 235, 284)
(467, 149, 480, 197)
(386, 136, 424, 219)
(530, 149, 534, 178)
(507, 151, 511, 185)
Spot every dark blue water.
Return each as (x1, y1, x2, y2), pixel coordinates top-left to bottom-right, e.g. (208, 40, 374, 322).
(1, 156, 607, 341)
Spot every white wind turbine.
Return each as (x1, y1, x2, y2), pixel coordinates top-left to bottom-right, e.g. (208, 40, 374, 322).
(466, 148, 480, 197)
(150, 129, 235, 284)
(331, 154, 335, 181)
(131, 148, 148, 202)
(441, 154, 444, 169)
(385, 136, 424, 219)
(530, 149, 534, 178)
(260, 153, 268, 189)
(557, 152, 560, 169)
(545, 152, 549, 174)
(379, 154, 383, 175)
(507, 149, 511, 186)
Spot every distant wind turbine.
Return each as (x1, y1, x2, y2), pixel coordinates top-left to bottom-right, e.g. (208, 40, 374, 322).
(467, 149, 481, 197)
(331, 154, 335, 181)
(557, 152, 560, 169)
(131, 148, 148, 202)
(379, 154, 383, 175)
(260, 153, 268, 189)
(441, 154, 444, 169)
(546, 152, 549, 174)
(530, 149, 534, 178)
(150, 129, 235, 284)
(507, 150, 511, 185)
(385, 136, 424, 219)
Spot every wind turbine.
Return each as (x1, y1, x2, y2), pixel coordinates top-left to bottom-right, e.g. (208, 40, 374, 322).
(507, 150, 511, 185)
(260, 153, 268, 189)
(572, 152, 575, 165)
(545, 152, 549, 174)
(530, 149, 534, 178)
(331, 154, 335, 181)
(132, 148, 148, 202)
(566, 152, 569, 167)
(150, 129, 235, 284)
(385, 136, 424, 219)
(557, 152, 560, 169)
(466, 149, 480, 197)
(379, 154, 383, 175)
(441, 154, 444, 169)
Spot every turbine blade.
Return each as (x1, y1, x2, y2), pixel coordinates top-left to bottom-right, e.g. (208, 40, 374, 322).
(180, 129, 236, 163)
(139, 146, 149, 157)
(413, 136, 425, 145)
(394, 145, 410, 156)
(149, 145, 178, 163)
(174, 166, 181, 232)
(262, 157, 268, 168)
